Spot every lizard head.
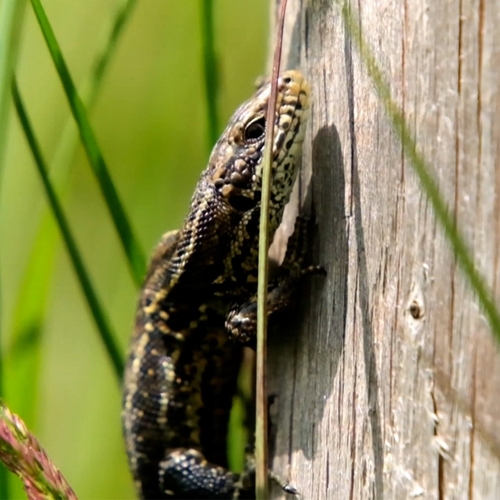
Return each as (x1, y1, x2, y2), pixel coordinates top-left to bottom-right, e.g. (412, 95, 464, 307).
(165, 71, 310, 292)
(207, 70, 310, 223)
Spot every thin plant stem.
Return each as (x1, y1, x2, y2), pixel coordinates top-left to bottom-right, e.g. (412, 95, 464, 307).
(256, 1, 288, 497)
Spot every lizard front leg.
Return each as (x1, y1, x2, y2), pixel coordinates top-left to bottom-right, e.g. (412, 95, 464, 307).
(225, 216, 324, 348)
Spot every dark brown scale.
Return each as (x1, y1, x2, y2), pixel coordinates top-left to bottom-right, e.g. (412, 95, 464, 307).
(122, 71, 311, 499)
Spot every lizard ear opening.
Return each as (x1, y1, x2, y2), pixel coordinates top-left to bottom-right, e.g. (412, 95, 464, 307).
(228, 194, 256, 212)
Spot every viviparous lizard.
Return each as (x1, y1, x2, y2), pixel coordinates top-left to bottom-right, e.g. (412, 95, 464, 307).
(122, 70, 311, 499)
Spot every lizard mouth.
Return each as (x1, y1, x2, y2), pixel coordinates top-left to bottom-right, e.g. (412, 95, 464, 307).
(272, 70, 311, 161)
(262, 70, 310, 210)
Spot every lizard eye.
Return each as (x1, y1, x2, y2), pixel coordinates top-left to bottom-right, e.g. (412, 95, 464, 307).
(243, 116, 266, 142)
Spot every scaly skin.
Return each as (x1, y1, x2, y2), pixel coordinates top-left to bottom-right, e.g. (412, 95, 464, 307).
(122, 71, 310, 499)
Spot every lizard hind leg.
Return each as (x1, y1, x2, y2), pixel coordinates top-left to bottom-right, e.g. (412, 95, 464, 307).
(159, 448, 254, 499)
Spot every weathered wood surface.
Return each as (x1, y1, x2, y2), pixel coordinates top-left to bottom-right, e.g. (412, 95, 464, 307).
(268, 1, 500, 498)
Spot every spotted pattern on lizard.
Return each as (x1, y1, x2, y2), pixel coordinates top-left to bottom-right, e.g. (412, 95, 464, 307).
(122, 70, 311, 499)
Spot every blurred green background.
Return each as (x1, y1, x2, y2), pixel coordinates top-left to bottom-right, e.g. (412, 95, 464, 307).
(0, 1, 267, 498)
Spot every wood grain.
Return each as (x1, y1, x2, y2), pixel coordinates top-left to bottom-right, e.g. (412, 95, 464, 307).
(268, 1, 500, 498)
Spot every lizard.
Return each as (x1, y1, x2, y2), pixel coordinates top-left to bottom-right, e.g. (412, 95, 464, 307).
(122, 70, 312, 499)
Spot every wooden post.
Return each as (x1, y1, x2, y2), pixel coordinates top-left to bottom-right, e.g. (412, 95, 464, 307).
(268, 1, 500, 498)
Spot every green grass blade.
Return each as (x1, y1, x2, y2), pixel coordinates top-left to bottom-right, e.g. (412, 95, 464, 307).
(91, 0, 138, 90)
(5, 220, 49, 422)
(44, 0, 138, 187)
(6, 0, 138, 426)
(29, 0, 146, 287)
(0, 1, 28, 496)
(11, 78, 124, 381)
(199, 0, 219, 149)
(340, 2, 500, 341)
